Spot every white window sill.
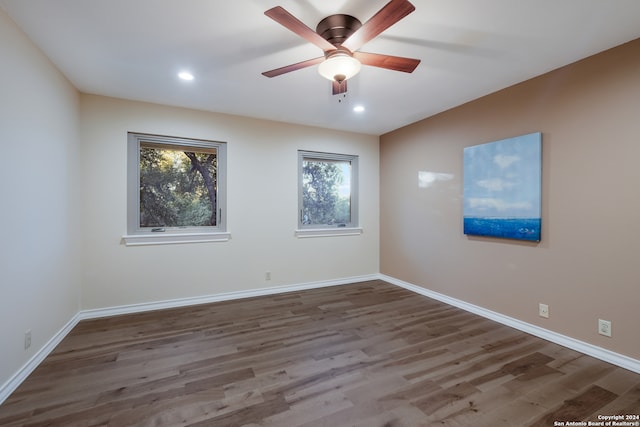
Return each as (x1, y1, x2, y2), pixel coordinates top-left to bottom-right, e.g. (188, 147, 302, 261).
(122, 232, 231, 246)
(295, 227, 363, 238)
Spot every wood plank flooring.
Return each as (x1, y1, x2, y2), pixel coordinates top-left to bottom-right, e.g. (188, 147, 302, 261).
(1, 280, 639, 426)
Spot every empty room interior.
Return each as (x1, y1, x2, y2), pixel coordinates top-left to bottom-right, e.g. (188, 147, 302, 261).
(1, 1, 640, 425)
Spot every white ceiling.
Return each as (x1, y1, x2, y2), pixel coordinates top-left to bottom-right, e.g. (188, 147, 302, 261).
(2, 0, 640, 135)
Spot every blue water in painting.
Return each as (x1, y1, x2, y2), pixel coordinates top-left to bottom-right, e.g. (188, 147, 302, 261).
(464, 217, 541, 241)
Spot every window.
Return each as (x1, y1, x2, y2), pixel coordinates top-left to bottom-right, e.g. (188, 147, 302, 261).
(297, 150, 361, 237)
(124, 133, 228, 245)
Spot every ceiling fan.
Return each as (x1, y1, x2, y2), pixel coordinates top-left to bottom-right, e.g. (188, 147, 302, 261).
(262, 0, 421, 95)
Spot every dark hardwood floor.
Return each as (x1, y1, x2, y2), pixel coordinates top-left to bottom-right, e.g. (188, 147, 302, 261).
(1, 280, 639, 426)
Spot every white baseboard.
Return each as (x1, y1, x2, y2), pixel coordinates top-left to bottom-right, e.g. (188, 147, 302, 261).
(78, 274, 379, 321)
(0, 313, 82, 406)
(379, 274, 640, 375)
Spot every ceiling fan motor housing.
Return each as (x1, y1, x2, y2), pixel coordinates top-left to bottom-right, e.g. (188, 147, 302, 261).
(316, 14, 362, 47)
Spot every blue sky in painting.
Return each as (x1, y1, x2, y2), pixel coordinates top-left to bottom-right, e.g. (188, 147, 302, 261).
(463, 132, 541, 218)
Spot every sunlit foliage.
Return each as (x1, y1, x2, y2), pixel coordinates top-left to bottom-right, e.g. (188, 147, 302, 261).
(302, 160, 350, 225)
(139, 146, 217, 228)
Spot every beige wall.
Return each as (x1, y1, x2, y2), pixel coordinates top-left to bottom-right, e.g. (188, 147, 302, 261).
(0, 9, 82, 386)
(79, 95, 379, 310)
(380, 39, 640, 359)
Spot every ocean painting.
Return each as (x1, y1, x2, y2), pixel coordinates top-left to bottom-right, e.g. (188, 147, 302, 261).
(463, 132, 542, 242)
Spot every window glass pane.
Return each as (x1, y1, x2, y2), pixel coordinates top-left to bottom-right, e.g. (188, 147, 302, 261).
(302, 158, 351, 226)
(139, 143, 217, 227)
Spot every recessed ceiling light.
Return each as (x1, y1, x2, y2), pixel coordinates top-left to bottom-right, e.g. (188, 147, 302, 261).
(353, 105, 365, 113)
(178, 71, 194, 81)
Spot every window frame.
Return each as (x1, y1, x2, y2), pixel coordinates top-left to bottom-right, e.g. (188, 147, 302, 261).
(296, 150, 362, 238)
(123, 132, 229, 246)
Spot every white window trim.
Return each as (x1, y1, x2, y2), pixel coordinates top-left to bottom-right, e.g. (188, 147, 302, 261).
(124, 132, 228, 246)
(122, 231, 231, 246)
(295, 227, 363, 238)
(297, 150, 360, 237)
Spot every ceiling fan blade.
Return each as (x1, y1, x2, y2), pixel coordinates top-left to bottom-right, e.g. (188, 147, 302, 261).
(354, 51, 420, 73)
(265, 6, 336, 52)
(332, 80, 347, 95)
(262, 57, 325, 78)
(342, 0, 415, 52)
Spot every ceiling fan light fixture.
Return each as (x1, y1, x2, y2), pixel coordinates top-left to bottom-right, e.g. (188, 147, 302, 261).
(318, 53, 361, 82)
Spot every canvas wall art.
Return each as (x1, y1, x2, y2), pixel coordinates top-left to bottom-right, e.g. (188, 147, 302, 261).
(463, 132, 542, 242)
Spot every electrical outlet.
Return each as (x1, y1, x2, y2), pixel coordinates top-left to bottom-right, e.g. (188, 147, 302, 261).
(24, 330, 31, 350)
(598, 319, 612, 337)
(538, 303, 549, 318)
(265, 271, 271, 281)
